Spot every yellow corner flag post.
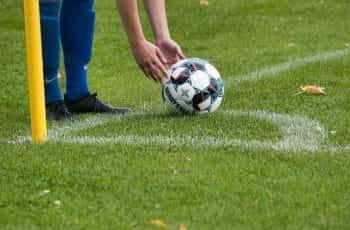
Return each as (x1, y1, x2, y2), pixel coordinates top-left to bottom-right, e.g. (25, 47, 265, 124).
(24, 0, 47, 143)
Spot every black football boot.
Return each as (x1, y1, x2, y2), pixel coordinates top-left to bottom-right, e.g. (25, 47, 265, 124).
(46, 100, 75, 122)
(64, 93, 132, 115)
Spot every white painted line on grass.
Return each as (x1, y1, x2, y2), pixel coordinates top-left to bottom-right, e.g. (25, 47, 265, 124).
(330, 144, 350, 153)
(225, 47, 350, 86)
(52, 110, 328, 153)
(8, 47, 350, 153)
(10, 112, 147, 145)
(9, 115, 113, 144)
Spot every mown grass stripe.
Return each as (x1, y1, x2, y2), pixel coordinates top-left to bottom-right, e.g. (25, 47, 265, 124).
(226, 47, 350, 85)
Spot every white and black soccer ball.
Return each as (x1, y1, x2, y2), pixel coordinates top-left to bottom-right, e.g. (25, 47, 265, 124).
(162, 58, 224, 114)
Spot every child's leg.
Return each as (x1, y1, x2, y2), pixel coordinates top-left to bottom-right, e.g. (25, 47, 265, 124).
(60, 0, 95, 101)
(39, 0, 62, 104)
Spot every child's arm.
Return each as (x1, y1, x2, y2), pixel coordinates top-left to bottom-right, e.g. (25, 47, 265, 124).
(116, 0, 168, 82)
(143, 0, 185, 66)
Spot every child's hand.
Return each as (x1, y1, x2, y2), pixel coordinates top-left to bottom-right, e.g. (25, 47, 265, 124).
(131, 39, 169, 83)
(156, 38, 185, 68)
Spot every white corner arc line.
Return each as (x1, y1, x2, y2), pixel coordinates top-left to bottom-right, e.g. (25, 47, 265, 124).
(225, 47, 350, 86)
(8, 47, 350, 153)
(53, 109, 328, 153)
(329, 144, 350, 153)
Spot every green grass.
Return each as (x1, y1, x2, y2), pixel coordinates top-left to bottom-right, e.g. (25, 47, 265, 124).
(1, 0, 350, 229)
(79, 113, 282, 141)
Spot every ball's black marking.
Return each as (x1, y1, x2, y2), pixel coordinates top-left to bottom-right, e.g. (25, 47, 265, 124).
(179, 59, 206, 73)
(192, 91, 211, 111)
(164, 86, 177, 105)
(170, 68, 191, 85)
(208, 78, 219, 94)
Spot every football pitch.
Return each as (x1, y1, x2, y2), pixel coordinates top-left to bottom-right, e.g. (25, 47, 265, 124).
(1, 0, 350, 229)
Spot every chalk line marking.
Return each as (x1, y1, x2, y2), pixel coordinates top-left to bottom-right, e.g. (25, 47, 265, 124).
(51, 110, 327, 153)
(225, 47, 350, 86)
(328, 144, 350, 153)
(9, 116, 112, 144)
(10, 112, 148, 144)
(8, 47, 350, 152)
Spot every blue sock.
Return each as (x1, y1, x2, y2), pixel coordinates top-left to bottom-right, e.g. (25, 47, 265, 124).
(40, 0, 62, 104)
(64, 63, 89, 101)
(60, 0, 95, 101)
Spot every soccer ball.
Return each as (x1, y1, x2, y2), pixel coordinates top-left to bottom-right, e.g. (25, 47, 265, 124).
(162, 58, 224, 114)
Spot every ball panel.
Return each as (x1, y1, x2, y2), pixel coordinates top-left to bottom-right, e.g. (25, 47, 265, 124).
(162, 85, 176, 107)
(177, 100, 195, 113)
(162, 84, 183, 113)
(211, 78, 224, 99)
(209, 96, 223, 113)
(170, 67, 190, 85)
(176, 83, 196, 102)
(190, 71, 210, 91)
(170, 59, 188, 71)
(192, 91, 211, 111)
(208, 77, 219, 94)
(205, 63, 221, 80)
(197, 96, 212, 111)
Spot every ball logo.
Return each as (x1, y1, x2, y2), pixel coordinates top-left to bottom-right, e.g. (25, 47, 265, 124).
(180, 88, 190, 98)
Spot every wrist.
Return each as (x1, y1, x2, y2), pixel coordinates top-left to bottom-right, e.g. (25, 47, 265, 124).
(155, 34, 171, 45)
(129, 36, 147, 48)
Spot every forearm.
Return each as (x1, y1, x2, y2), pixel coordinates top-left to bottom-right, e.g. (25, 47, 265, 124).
(116, 0, 145, 47)
(143, 0, 170, 43)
